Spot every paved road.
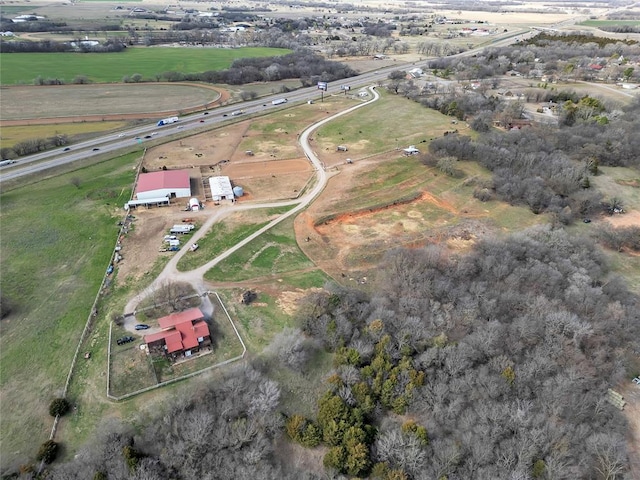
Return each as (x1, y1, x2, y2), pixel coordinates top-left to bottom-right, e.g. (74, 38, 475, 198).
(0, 29, 530, 184)
(123, 85, 380, 323)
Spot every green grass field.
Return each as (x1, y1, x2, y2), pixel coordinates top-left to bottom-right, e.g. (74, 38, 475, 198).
(204, 216, 318, 283)
(316, 90, 460, 156)
(0, 47, 290, 85)
(0, 153, 139, 469)
(0, 121, 129, 148)
(580, 20, 640, 27)
(177, 206, 295, 272)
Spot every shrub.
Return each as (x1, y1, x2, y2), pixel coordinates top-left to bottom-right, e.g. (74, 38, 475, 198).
(36, 440, 58, 464)
(49, 398, 71, 417)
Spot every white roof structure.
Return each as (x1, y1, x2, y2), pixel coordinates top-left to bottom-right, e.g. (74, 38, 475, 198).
(403, 145, 420, 155)
(209, 176, 234, 200)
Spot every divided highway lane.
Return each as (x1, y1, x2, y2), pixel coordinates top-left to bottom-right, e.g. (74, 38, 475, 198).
(1, 28, 535, 184)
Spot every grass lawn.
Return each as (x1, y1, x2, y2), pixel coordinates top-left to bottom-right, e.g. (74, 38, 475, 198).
(177, 206, 294, 272)
(0, 47, 291, 85)
(204, 216, 318, 282)
(0, 121, 129, 148)
(0, 152, 139, 469)
(215, 285, 311, 352)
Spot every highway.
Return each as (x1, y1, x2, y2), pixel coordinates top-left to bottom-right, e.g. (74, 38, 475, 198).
(0, 28, 533, 184)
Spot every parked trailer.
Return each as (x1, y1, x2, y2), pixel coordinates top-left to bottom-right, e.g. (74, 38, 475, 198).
(157, 116, 179, 126)
(272, 98, 288, 105)
(170, 224, 195, 234)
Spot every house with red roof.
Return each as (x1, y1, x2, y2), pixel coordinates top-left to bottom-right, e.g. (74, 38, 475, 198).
(135, 169, 192, 201)
(144, 307, 211, 360)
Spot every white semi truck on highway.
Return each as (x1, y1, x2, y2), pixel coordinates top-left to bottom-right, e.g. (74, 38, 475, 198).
(157, 116, 179, 126)
(272, 98, 288, 105)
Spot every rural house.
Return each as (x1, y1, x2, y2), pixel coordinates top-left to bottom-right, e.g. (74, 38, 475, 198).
(144, 307, 211, 360)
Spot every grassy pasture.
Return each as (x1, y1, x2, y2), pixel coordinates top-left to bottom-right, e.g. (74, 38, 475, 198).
(580, 20, 640, 27)
(204, 216, 318, 283)
(0, 47, 290, 85)
(176, 206, 293, 272)
(0, 121, 128, 148)
(215, 280, 327, 352)
(1, 83, 220, 121)
(315, 90, 460, 156)
(0, 152, 139, 469)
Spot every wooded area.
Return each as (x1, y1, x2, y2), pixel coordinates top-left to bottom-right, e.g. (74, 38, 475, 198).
(44, 226, 640, 479)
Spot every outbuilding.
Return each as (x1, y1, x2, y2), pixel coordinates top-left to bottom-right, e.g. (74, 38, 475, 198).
(209, 176, 235, 201)
(136, 169, 191, 201)
(403, 145, 420, 156)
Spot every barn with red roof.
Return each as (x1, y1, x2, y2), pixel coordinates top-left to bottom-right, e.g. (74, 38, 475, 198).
(144, 307, 211, 360)
(135, 169, 192, 201)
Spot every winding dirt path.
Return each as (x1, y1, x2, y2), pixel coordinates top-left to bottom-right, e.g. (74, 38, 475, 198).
(123, 86, 380, 320)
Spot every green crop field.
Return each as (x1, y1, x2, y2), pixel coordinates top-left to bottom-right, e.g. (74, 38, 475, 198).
(0, 47, 290, 85)
(0, 152, 139, 469)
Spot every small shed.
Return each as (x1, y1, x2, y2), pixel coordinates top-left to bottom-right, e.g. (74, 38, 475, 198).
(403, 145, 420, 156)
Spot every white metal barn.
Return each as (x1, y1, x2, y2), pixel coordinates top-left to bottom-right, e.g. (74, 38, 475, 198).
(209, 176, 234, 201)
(136, 170, 191, 200)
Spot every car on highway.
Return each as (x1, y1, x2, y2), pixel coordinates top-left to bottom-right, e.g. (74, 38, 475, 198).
(144, 135, 152, 139)
(199, 119, 205, 123)
(92, 148, 100, 151)
(176, 125, 184, 129)
(135, 324, 150, 330)
(117, 133, 125, 137)
(222, 113, 228, 117)
(135, 137, 141, 140)
(203, 112, 209, 115)
(63, 147, 71, 151)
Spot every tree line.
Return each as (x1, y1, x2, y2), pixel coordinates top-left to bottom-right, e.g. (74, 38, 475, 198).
(22, 225, 637, 480)
(288, 226, 640, 478)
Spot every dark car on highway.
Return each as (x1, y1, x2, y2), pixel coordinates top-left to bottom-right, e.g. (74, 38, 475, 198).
(92, 148, 100, 151)
(135, 324, 150, 330)
(63, 147, 71, 151)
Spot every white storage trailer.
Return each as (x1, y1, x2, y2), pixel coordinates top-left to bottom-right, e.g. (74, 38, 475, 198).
(170, 224, 195, 234)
